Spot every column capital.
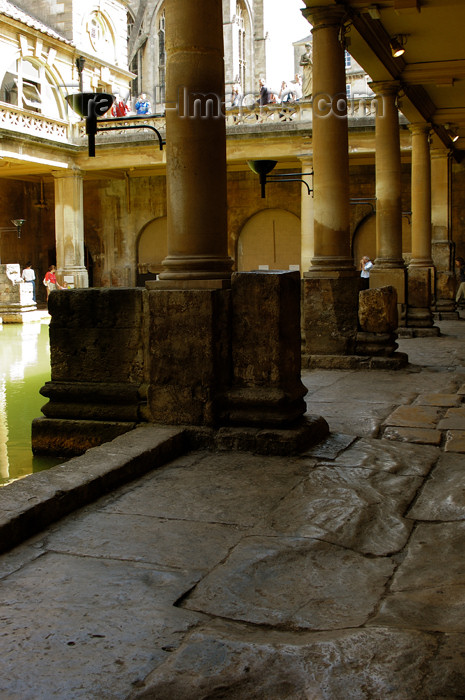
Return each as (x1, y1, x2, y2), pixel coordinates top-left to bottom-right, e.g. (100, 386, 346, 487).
(51, 168, 84, 180)
(408, 122, 431, 136)
(430, 145, 453, 160)
(302, 5, 347, 30)
(368, 80, 401, 96)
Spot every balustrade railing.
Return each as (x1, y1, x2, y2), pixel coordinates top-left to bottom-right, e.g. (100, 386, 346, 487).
(0, 102, 69, 142)
(0, 96, 377, 149)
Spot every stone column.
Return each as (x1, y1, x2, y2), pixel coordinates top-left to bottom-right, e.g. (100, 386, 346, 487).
(159, 0, 232, 281)
(407, 123, 437, 332)
(52, 170, 89, 289)
(301, 5, 359, 359)
(431, 146, 456, 317)
(299, 155, 314, 273)
(369, 81, 406, 315)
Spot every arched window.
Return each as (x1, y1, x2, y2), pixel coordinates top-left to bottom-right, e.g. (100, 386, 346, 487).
(158, 9, 166, 106)
(236, 2, 246, 90)
(231, 0, 251, 95)
(1, 57, 65, 119)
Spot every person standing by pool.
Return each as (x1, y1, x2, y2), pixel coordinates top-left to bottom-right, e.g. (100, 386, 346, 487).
(43, 265, 65, 300)
(21, 262, 36, 302)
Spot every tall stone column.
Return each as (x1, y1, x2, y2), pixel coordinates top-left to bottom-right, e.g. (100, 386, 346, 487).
(407, 123, 437, 332)
(299, 155, 314, 273)
(431, 146, 456, 317)
(369, 81, 406, 321)
(52, 170, 88, 288)
(159, 0, 232, 281)
(301, 5, 359, 359)
(147, 0, 316, 444)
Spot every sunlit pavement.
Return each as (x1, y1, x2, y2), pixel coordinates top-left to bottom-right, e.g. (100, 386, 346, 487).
(1, 314, 465, 699)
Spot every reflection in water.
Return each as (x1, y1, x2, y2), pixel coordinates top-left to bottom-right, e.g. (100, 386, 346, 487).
(0, 322, 63, 485)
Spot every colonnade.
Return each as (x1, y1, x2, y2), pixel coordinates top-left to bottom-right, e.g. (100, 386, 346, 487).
(51, 1, 453, 338)
(301, 3, 453, 352)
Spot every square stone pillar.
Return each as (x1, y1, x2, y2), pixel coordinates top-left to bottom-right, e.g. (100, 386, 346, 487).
(224, 271, 307, 426)
(369, 267, 407, 326)
(32, 289, 148, 455)
(147, 287, 231, 426)
(303, 275, 361, 357)
(406, 267, 439, 334)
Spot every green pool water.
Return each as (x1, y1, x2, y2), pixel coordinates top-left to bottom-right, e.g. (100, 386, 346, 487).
(0, 321, 63, 486)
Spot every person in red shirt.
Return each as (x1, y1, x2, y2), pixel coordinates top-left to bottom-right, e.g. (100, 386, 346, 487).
(111, 94, 130, 117)
(43, 265, 65, 300)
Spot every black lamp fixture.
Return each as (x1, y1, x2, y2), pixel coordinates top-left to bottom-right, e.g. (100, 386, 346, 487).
(389, 34, 407, 58)
(445, 123, 460, 143)
(75, 56, 86, 92)
(65, 92, 165, 157)
(0, 219, 25, 238)
(11, 219, 26, 238)
(247, 160, 313, 198)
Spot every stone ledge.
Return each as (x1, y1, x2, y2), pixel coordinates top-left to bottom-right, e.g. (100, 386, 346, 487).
(397, 327, 441, 338)
(0, 425, 188, 555)
(302, 353, 408, 370)
(0, 417, 330, 554)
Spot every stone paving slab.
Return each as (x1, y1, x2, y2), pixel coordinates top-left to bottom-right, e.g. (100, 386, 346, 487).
(382, 426, 443, 446)
(437, 405, 465, 430)
(44, 510, 245, 575)
(389, 522, 465, 591)
(445, 429, 465, 452)
(302, 432, 355, 459)
(0, 551, 205, 699)
(0, 424, 187, 555)
(267, 466, 420, 555)
(130, 622, 465, 700)
(182, 536, 394, 630)
(330, 437, 440, 476)
(370, 586, 465, 634)
(100, 451, 312, 527)
(304, 401, 396, 437)
(413, 392, 463, 407)
(407, 453, 465, 521)
(383, 405, 443, 429)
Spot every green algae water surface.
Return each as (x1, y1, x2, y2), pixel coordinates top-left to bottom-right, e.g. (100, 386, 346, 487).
(0, 321, 63, 486)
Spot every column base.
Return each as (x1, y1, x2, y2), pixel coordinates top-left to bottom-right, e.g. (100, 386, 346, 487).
(59, 267, 89, 289)
(183, 416, 329, 456)
(32, 418, 137, 456)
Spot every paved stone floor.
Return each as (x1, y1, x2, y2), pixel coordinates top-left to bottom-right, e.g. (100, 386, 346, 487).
(1, 316, 465, 699)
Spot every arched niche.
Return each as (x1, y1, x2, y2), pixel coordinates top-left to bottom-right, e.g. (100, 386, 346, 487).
(352, 213, 412, 268)
(237, 209, 301, 273)
(136, 216, 167, 285)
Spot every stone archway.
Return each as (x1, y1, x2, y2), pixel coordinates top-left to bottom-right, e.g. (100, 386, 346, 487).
(136, 216, 167, 285)
(352, 212, 412, 268)
(237, 209, 301, 272)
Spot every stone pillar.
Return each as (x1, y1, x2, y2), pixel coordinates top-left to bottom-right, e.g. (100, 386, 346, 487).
(369, 81, 406, 316)
(301, 5, 359, 359)
(52, 170, 89, 289)
(159, 0, 232, 281)
(299, 155, 314, 273)
(406, 124, 437, 333)
(431, 146, 456, 317)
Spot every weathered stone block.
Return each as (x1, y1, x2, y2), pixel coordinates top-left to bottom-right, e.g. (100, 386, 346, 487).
(48, 288, 147, 385)
(147, 288, 231, 426)
(224, 271, 307, 426)
(358, 285, 398, 333)
(303, 275, 360, 355)
(369, 267, 406, 304)
(407, 266, 432, 308)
